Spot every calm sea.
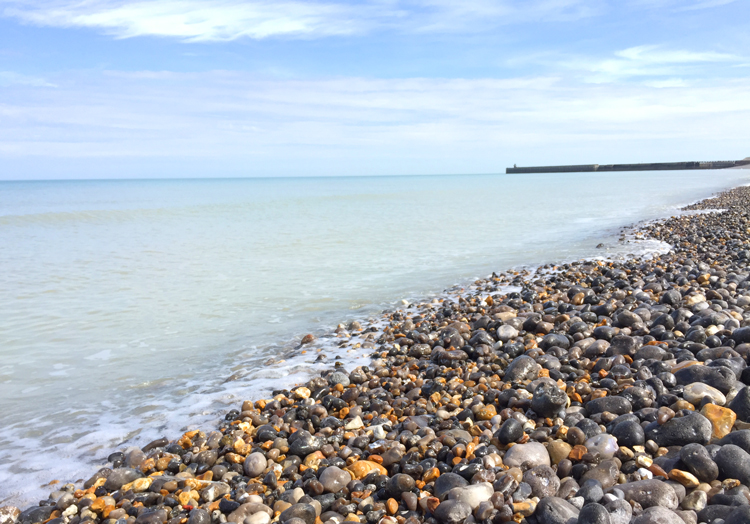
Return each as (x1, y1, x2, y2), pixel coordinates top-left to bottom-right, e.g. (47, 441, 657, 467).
(1, 171, 748, 505)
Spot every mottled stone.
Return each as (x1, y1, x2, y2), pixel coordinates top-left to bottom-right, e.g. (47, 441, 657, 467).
(644, 412, 712, 447)
(680, 489, 707, 511)
(502, 442, 550, 468)
(531, 382, 567, 418)
(533, 497, 579, 524)
(0, 507, 20, 524)
(103, 468, 142, 491)
(700, 404, 736, 439)
(605, 498, 632, 524)
(433, 500, 471, 524)
(546, 440, 572, 465)
(279, 504, 316, 524)
(522, 466, 559, 498)
(584, 434, 619, 459)
(577, 503, 611, 524)
(446, 483, 493, 509)
(668, 469, 699, 488)
(683, 383, 726, 406)
(632, 507, 684, 524)
(503, 355, 540, 382)
(586, 396, 632, 415)
(344, 460, 387, 479)
(318, 466, 351, 494)
(433, 473, 468, 498)
(618, 479, 679, 509)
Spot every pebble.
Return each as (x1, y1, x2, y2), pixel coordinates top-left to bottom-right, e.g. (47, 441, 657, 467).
(432, 473, 468, 498)
(577, 503, 611, 524)
(522, 466, 559, 498)
(584, 434, 619, 458)
(502, 442, 551, 468)
(683, 382, 727, 406)
(644, 412, 712, 447)
(605, 499, 632, 524)
(433, 500, 471, 524)
(446, 483, 493, 509)
(714, 444, 750, 484)
(728, 386, 750, 422)
(318, 466, 351, 493)
(243, 452, 267, 478)
(702, 403, 737, 439)
(632, 506, 685, 524)
(279, 504, 316, 524)
(679, 442, 719, 482)
(618, 479, 679, 509)
(546, 440, 572, 464)
(494, 418, 523, 444)
(611, 419, 645, 448)
(533, 497, 580, 524)
(530, 382, 567, 418)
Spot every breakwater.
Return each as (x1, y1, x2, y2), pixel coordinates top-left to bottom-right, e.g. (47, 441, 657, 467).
(507, 158, 750, 174)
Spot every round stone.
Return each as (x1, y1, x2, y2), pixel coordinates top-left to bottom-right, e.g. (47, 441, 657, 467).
(385, 474, 415, 499)
(502, 442, 551, 468)
(577, 503, 611, 524)
(318, 466, 351, 494)
(547, 440, 572, 465)
(584, 434, 619, 459)
(434, 500, 471, 524)
(494, 418, 523, 445)
(679, 443, 718, 483)
(446, 483, 493, 509)
(433, 473, 468, 498)
(243, 453, 267, 478)
(611, 419, 645, 448)
(683, 382, 726, 406)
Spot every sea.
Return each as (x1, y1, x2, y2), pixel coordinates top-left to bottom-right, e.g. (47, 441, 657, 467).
(1, 170, 748, 506)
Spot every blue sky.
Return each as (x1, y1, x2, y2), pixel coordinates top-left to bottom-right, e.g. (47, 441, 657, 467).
(0, 0, 748, 179)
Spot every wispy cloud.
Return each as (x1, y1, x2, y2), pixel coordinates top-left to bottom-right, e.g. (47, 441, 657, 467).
(1, 0, 366, 41)
(563, 45, 743, 83)
(0, 71, 56, 87)
(0, 0, 597, 41)
(629, 0, 738, 11)
(677, 0, 737, 11)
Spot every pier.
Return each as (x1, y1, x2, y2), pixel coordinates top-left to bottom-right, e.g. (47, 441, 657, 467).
(506, 158, 750, 174)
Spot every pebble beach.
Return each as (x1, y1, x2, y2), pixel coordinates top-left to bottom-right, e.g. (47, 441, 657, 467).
(8, 183, 750, 524)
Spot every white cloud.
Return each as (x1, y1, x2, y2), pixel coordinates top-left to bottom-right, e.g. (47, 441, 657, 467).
(677, 0, 737, 11)
(1, 70, 749, 176)
(0, 71, 56, 87)
(1, 0, 366, 41)
(629, 0, 738, 11)
(0, 0, 597, 41)
(563, 45, 743, 82)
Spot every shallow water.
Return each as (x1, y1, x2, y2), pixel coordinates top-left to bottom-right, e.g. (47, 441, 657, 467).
(0, 170, 748, 505)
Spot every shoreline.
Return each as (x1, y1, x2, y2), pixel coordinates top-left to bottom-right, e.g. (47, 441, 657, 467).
(6, 183, 750, 524)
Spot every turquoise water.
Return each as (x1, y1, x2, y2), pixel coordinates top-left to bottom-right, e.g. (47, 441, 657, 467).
(0, 171, 748, 505)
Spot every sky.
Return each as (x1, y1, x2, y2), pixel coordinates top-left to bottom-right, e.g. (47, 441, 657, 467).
(0, 0, 748, 179)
